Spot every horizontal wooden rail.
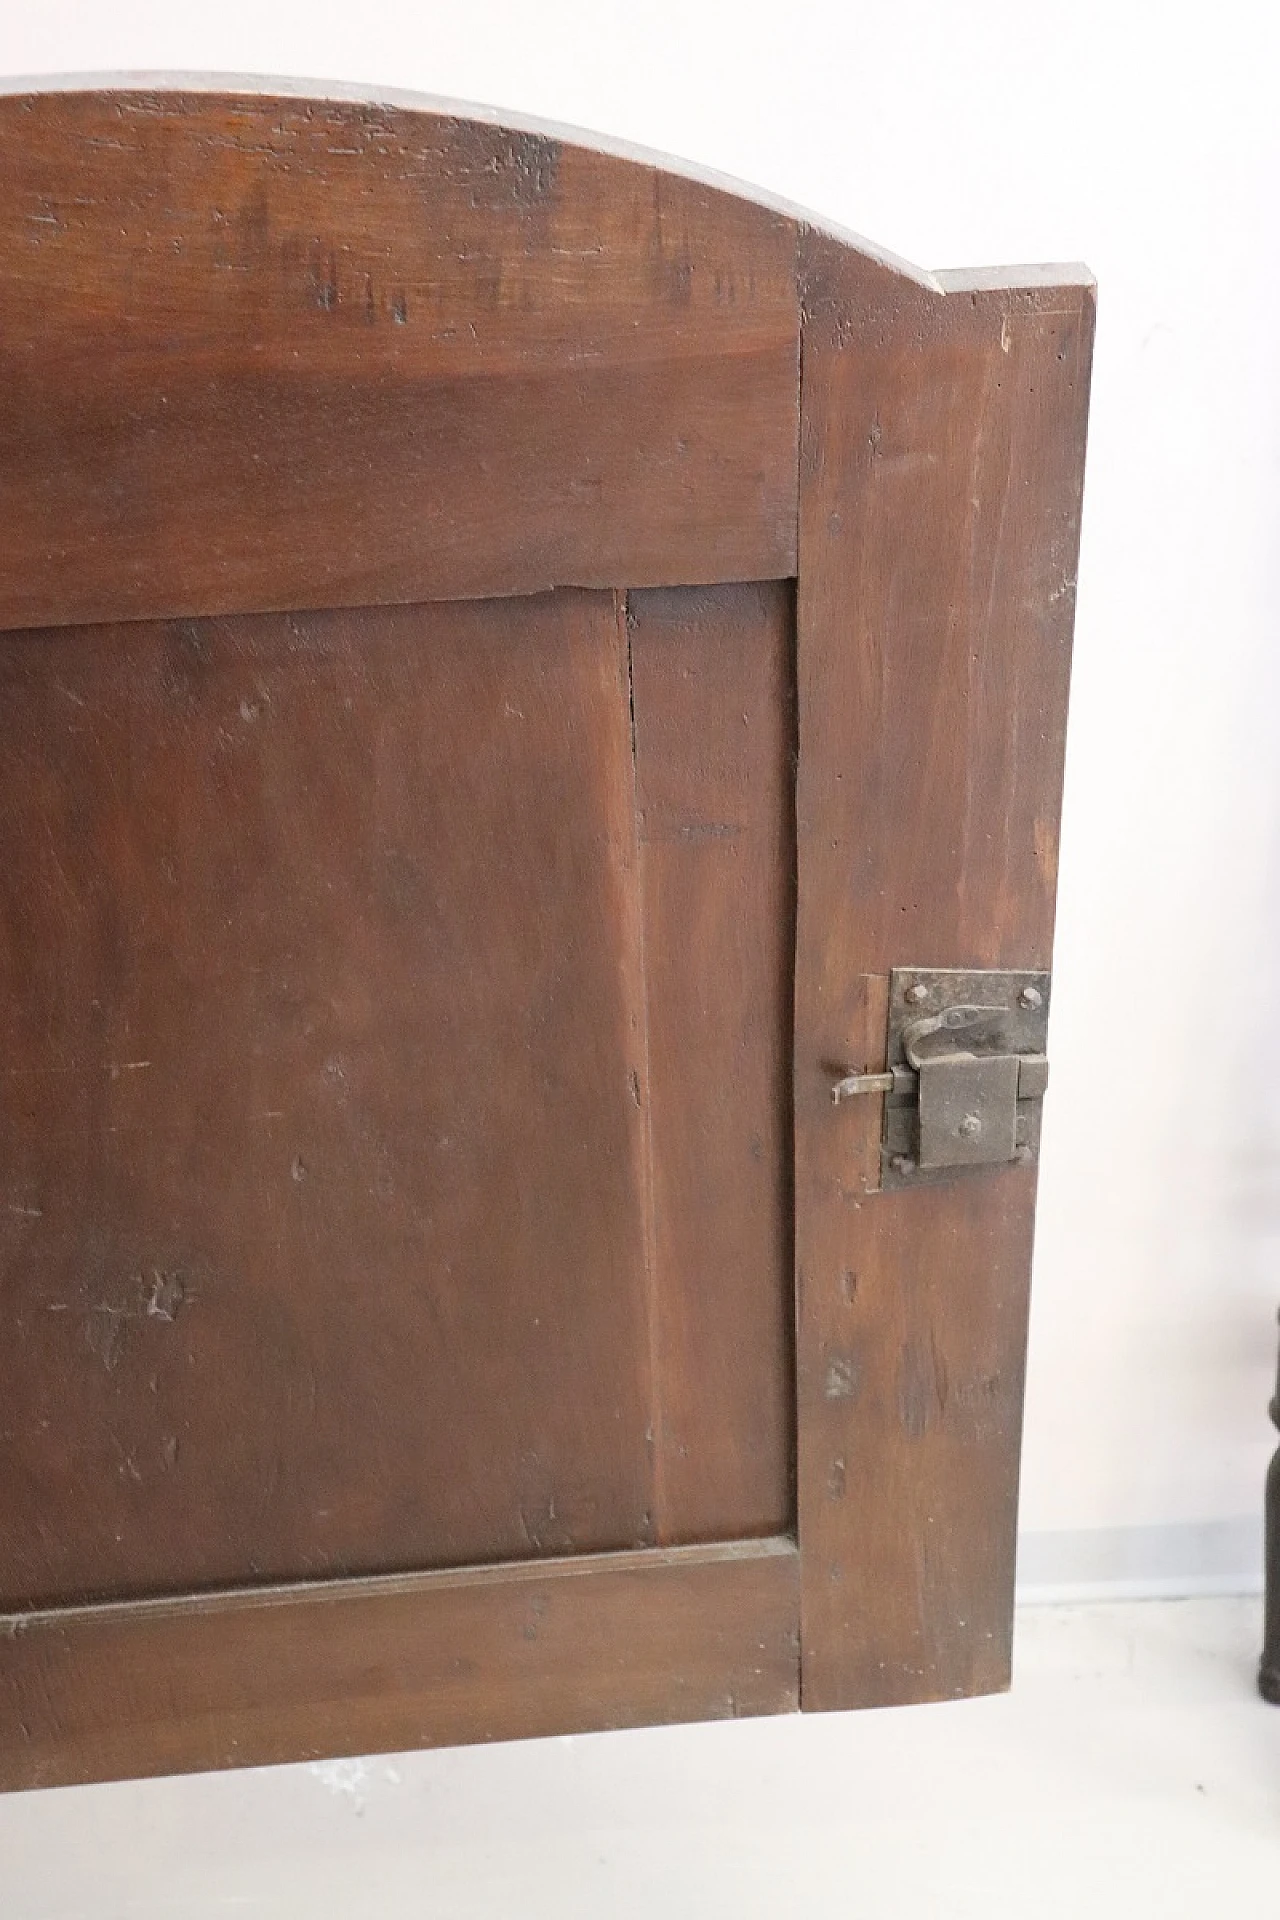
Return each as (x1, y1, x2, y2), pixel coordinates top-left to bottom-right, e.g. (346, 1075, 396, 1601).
(0, 1536, 800, 1790)
(0, 89, 800, 632)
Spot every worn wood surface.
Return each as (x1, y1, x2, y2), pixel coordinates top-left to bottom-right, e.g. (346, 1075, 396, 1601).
(0, 589, 651, 1602)
(627, 583, 795, 1543)
(0, 89, 799, 633)
(0, 81, 1095, 1786)
(0, 1536, 799, 1790)
(794, 243, 1094, 1709)
(0, 583, 795, 1609)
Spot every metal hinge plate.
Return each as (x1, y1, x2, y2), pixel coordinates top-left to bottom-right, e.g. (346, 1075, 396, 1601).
(833, 967, 1051, 1190)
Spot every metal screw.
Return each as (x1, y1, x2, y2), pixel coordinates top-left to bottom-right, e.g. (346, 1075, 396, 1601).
(958, 1113, 982, 1138)
(890, 1154, 916, 1175)
(1013, 1144, 1034, 1164)
(1018, 985, 1043, 1010)
(904, 982, 929, 1005)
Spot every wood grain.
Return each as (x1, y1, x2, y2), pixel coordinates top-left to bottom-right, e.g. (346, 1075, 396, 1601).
(627, 583, 796, 1544)
(0, 580, 800, 1611)
(793, 242, 1094, 1708)
(0, 89, 799, 632)
(0, 1536, 800, 1790)
(0, 81, 1096, 1780)
(0, 589, 662, 1604)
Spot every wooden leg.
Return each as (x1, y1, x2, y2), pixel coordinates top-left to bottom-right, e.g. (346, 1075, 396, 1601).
(1261, 1318, 1280, 1704)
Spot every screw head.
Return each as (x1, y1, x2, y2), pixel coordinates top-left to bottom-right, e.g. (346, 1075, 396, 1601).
(1018, 985, 1043, 1011)
(890, 1153, 916, 1175)
(958, 1113, 982, 1138)
(904, 982, 929, 1005)
(1013, 1144, 1034, 1165)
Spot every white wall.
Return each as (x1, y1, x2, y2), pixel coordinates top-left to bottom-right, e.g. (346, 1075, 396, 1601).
(4, 0, 1279, 1595)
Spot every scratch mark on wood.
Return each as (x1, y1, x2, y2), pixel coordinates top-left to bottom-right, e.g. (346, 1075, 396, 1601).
(145, 1272, 187, 1322)
(823, 1353, 859, 1402)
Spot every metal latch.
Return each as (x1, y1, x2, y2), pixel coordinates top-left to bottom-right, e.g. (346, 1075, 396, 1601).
(832, 968, 1050, 1188)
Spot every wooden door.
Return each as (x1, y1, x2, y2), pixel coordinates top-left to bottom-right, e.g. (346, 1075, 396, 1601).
(0, 84, 1093, 1790)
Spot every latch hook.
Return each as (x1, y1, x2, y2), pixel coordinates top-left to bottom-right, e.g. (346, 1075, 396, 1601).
(831, 969, 1051, 1188)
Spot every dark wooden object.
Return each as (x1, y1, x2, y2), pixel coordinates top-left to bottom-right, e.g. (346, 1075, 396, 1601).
(4, 1539, 799, 1785)
(1262, 1316, 1280, 1702)
(0, 81, 1093, 1790)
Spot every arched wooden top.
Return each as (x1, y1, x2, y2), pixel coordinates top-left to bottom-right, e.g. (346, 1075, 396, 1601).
(0, 83, 802, 630)
(0, 81, 1089, 634)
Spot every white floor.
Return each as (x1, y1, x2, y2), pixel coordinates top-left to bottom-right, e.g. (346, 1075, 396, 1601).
(2, 1597, 1278, 1918)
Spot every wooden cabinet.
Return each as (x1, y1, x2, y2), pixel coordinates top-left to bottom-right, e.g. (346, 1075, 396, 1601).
(0, 84, 1093, 1789)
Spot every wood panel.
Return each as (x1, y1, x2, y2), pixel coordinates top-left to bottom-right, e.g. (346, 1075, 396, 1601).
(0, 589, 664, 1604)
(0, 89, 799, 632)
(794, 247, 1095, 1708)
(0, 1537, 800, 1790)
(0, 81, 1096, 1779)
(627, 583, 795, 1543)
(0, 577, 801, 1613)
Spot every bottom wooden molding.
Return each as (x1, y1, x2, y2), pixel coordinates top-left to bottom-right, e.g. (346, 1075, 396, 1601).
(0, 1536, 799, 1791)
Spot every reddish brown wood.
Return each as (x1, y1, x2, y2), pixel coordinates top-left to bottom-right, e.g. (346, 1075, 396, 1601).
(0, 584, 796, 1610)
(794, 245, 1095, 1709)
(0, 89, 799, 633)
(0, 82, 1095, 1790)
(0, 589, 660, 1602)
(0, 1536, 799, 1790)
(627, 583, 796, 1543)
